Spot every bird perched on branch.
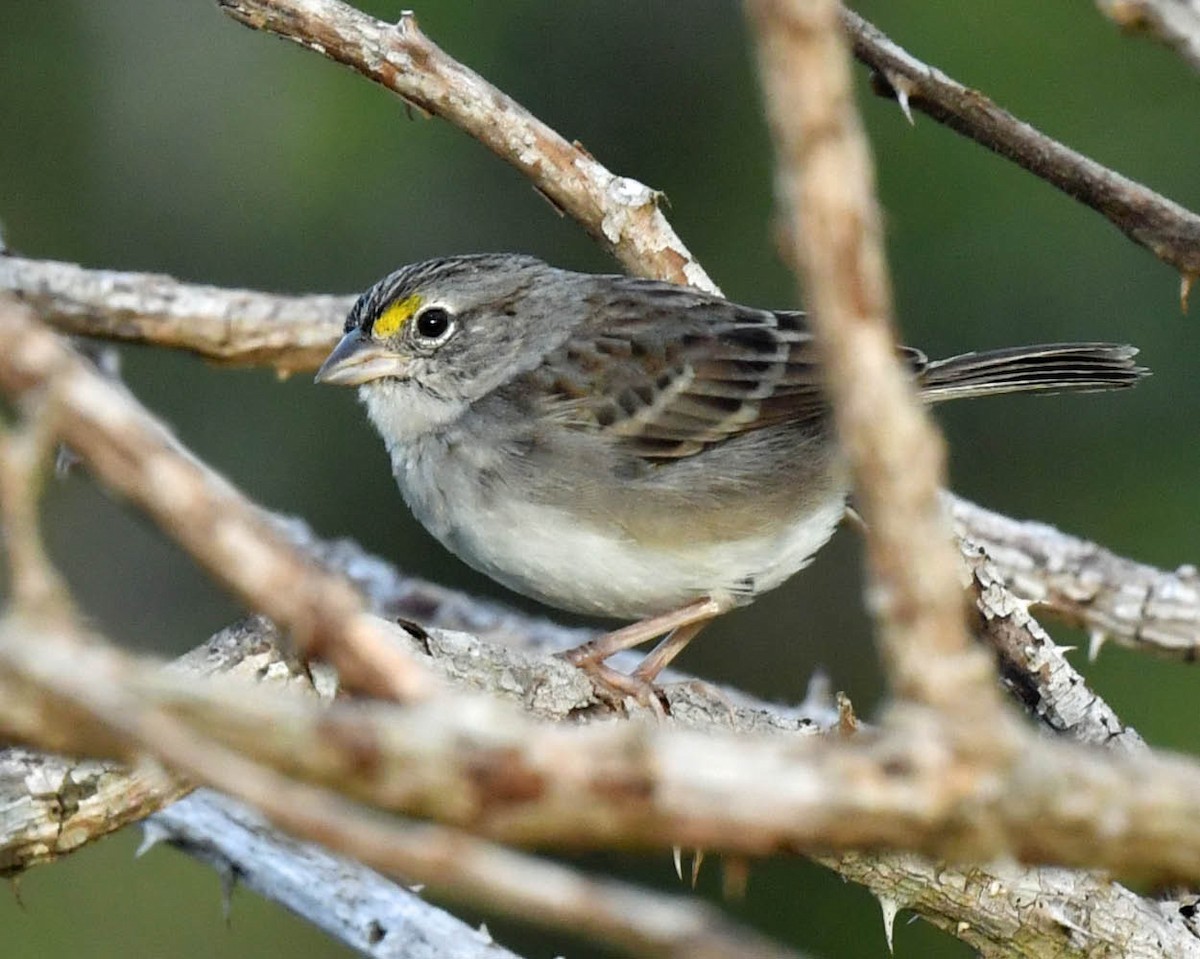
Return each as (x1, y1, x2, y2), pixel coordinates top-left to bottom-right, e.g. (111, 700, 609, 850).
(317, 253, 1146, 702)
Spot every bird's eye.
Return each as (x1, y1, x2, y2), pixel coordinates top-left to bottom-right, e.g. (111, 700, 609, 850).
(415, 306, 453, 341)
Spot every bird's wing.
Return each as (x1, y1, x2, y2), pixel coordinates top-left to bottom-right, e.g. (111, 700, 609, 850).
(521, 281, 925, 462)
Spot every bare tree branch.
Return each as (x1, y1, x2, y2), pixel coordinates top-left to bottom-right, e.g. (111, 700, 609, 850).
(0, 525, 1189, 959)
(0, 613, 814, 875)
(0, 531, 1143, 878)
(952, 494, 1200, 661)
(0, 618, 310, 875)
(214, 0, 717, 294)
(0, 748, 180, 876)
(0, 254, 348, 375)
(824, 852, 1200, 958)
(842, 7, 1200, 283)
(1097, 0, 1200, 72)
(10, 607, 1200, 885)
(964, 540, 1146, 752)
(0, 297, 433, 702)
(146, 791, 521, 959)
(5, 607, 1200, 956)
(0, 623, 810, 959)
(745, 0, 1001, 719)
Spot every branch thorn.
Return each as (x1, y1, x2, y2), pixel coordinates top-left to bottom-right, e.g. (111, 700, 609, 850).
(218, 858, 239, 925)
(135, 820, 172, 857)
(878, 893, 901, 954)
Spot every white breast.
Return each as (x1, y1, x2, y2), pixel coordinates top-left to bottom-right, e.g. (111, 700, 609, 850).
(389, 434, 845, 620)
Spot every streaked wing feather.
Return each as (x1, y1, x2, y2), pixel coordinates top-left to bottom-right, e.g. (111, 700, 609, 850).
(525, 296, 838, 462)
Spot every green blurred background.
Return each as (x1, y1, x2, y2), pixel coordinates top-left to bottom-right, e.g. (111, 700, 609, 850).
(2, 1, 1198, 956)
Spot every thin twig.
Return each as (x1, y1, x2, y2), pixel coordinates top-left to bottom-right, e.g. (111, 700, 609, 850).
(842, 7, 1200, 285)
(0, 297, 433, 702)
(0, 410, 76, 620)
(745, 0, 1002, 718)
(214, 0, 717, 294)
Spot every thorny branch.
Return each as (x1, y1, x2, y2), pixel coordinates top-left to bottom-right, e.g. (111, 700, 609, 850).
(841, 7, 1200, 288)
(149, 790, 529, 959)
(963, 539, 1146, 752)
(0, 537, 1147, 872)
(9, 592, 1200, 921)
(151, 789, 808, 959)
(11, 590, 1200, 885)
(0, 619, 312, 876)
(0, 608, 813, 901)
(7, 608, 1197, 958)
(951, 495, 1200, 661)
(0, 614, 811, 959)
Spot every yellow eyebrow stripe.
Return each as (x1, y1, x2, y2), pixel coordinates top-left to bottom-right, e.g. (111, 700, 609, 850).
(372, 294, 423, 338)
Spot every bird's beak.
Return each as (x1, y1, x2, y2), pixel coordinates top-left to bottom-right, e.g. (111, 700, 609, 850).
(314, 329, 411, 386)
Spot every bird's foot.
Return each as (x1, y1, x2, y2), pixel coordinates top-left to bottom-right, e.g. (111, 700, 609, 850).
(558, 596, 732, 711)
(564, 652, 670, 716)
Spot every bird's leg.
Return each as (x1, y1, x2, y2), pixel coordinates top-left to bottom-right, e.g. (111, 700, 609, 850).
(563, 596, 726, 668)
(561, 596, 729, 706)
(631, 619, 712, 684)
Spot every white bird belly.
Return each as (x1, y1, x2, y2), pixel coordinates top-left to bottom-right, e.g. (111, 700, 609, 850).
(399, 458, 846, 618)
(451, 495, 845, 619)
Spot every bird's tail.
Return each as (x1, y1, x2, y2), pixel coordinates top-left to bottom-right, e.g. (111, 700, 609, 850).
(916, 342, 1148, 402)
